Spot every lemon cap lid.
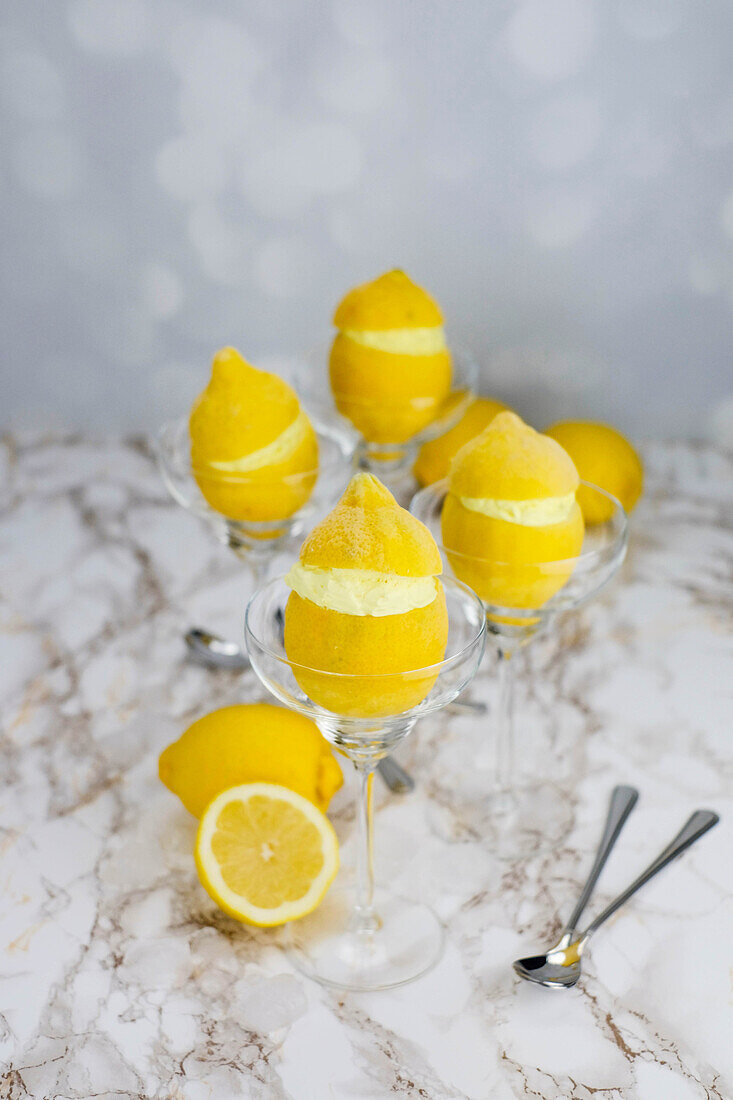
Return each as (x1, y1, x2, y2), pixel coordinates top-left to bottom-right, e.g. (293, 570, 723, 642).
(333, 269, 444, 332)
(298, 472, 442, 576)
(449, 411, 580, 501)
(190, 346, 304, 462)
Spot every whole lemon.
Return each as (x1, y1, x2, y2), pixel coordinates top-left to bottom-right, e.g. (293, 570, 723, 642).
(413, 395, 510, 487)
(159, 704, 343, 817)
(544, 421, 643, 524)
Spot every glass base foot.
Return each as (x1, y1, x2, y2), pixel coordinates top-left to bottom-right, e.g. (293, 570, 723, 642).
(428, 781, 574, 861)
(284, 886, 444, 991)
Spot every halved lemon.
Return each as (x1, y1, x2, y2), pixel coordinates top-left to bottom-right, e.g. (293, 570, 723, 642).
(195, 782, 339, 927)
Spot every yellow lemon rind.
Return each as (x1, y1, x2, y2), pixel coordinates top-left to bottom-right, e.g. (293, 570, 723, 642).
(333, 269, 443, 330)
(450, 411, 580, 501)
(159, 702, 343, 818)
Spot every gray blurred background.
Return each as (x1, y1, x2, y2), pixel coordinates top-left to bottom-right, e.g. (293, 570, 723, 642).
(3, 0, 733, 442)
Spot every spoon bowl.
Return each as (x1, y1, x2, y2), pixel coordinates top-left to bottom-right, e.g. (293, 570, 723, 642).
(513, 953, 582, 988)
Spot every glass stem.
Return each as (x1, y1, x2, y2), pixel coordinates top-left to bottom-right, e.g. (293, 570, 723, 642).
(351, 759, 380, 935)
(495, 647, 515, 795)
(248, 553, 267, 590)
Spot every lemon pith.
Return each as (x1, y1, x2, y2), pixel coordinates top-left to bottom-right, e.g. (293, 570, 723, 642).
(544, 420, 643, 524)
(158, 703, 343, 817)
(195, 783, 339, 927)
(189, 347, 318, 522)
(329, 270, 452, 444)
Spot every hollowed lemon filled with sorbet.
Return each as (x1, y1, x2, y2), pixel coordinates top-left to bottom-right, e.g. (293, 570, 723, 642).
(441, 412, 584, 611)
(329, 270, 452, 444)
(190, 347, 318, 523)
(284, 473, 448, 717)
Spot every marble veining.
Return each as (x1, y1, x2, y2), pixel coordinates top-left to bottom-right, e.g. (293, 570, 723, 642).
(0, 435, 732, 1099)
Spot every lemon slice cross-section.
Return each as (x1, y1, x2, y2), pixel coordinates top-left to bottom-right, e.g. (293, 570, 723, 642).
(195, 783, 339, 927)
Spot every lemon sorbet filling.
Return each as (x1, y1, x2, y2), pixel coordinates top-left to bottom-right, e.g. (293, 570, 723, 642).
(208, 410, 311, 473)
(457, 492, 577, 526)
(284, 472, 449, 717)
(189, 347, 318, 523)
(340, 326, 447, 356)
(329, 270, 452, 444)
(285, 564, 439, 617)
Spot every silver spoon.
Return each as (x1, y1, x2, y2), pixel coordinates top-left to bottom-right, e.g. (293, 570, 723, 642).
(527, 784, 639, 961)
(514, 808, 719, 988)
(184, 627, 416, 794)
(184, 627, 487, 720)
(185, 627, 251, 671)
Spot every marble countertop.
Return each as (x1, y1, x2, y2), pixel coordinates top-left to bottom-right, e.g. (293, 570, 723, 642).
(1, 435, 732, 1100)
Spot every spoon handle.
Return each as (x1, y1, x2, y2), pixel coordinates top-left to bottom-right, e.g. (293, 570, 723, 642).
(377, 756, 415, 794)
(447, 698, 487, 717)
(564, 784, 639, 937)
(582, 809, 720, 941)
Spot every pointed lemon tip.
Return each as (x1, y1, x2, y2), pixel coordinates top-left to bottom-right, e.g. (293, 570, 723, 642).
(489, 410, 525, 434)
(339, 472, 397, 511)
(297, 470, 442, 575)
(211, 346, 253, 385)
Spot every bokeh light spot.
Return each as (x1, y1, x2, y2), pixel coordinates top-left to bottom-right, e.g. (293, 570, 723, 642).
(255, 236, 320, 298)
(313, 47, 391, 114)
(528, 95, 601, 171)
(616, 0, 690, 40)
(331, 0, 385, 47)
(506, 0, 597, 80)
(527, 188, 596, 247)
(292, 123, 362, 193)
(68, 0, 150, 56)
(141, 263, 183, 319)
(155, 134, 228, 201)
(240, 123, 361, 218)
(187, 202, 251, 286)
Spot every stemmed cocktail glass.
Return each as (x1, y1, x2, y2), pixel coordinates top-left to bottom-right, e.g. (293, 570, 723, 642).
(245, 575, 486, 990)
(157, 411, 354, 588)
(411, 480, 628, 860)
(306, 343, 478, 504)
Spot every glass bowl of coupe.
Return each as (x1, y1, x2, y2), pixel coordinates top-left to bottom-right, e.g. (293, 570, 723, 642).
(307, 269, 477, 498)
(157, 347, 354, 585)
(245, 474, 486, 991)
(410, 412, 628, 861)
